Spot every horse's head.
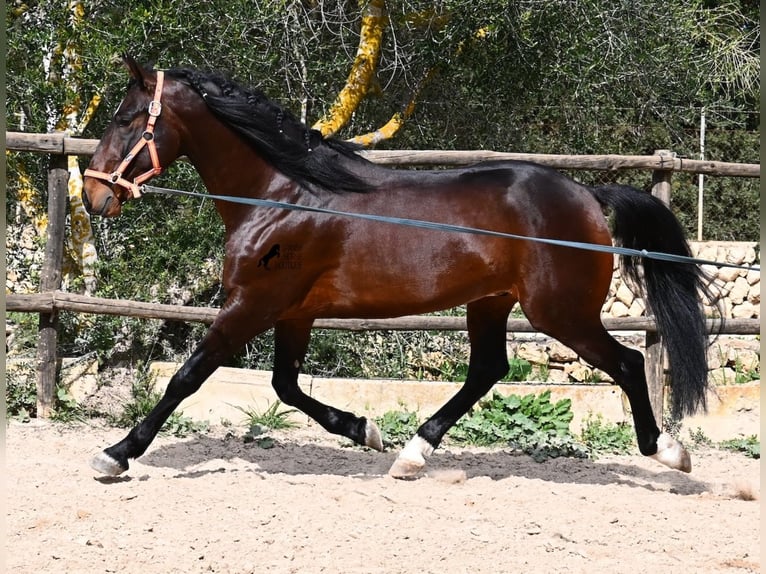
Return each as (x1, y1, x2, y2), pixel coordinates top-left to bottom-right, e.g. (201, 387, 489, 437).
(83, 56, 184, 217)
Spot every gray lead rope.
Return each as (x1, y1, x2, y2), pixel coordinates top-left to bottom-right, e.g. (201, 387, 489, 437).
(142, 184, 761, 273)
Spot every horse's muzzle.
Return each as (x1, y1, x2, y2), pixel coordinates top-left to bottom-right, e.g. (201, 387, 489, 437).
(82, 180, 121, 217)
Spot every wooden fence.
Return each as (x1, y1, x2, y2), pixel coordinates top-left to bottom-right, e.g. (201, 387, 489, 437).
(5, 132, 761, 420)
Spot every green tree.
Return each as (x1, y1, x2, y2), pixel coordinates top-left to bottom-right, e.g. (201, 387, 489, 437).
(6, 0, 759, 369)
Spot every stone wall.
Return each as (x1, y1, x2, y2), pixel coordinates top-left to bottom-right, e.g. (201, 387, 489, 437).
(602, 241, 760, 319)
(512, 241, 760, 385)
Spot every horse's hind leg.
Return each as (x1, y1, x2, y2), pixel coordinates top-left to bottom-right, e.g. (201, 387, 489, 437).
(270, 319, 383, 450)
(523, 306, 692, 472)
(389, 295, 516, 478)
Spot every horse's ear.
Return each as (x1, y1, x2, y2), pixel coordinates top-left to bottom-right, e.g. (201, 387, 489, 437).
(122, 54, 151, 88)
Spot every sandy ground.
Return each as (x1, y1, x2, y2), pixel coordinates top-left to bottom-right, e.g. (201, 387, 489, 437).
(5, 419, 760, 574)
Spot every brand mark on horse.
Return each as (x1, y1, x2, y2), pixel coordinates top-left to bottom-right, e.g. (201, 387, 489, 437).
(257, 244, 281, 270)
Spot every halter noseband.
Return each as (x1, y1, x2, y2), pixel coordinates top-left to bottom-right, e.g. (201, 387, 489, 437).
(84, 71, 165, 199)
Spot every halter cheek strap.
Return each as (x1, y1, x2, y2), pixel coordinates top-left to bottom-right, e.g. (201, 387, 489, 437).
(84, 71, 165, 199)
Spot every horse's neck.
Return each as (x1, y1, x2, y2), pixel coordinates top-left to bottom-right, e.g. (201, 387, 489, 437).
(184, 124, 277, 199)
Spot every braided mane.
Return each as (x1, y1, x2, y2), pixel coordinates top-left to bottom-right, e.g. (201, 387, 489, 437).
(165, 67, 373, 193)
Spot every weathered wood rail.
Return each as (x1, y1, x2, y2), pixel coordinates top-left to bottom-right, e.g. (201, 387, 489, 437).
(5, 131, 761, 421)
(5, 290, 759, 334)
(6, 131, 762, 176)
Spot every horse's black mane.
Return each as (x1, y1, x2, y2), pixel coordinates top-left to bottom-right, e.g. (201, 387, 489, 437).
(165, 67, 373, 193)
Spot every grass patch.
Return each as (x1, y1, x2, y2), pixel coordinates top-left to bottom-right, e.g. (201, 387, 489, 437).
(235, 400, 300, 448)
(235, 400, 299, 431)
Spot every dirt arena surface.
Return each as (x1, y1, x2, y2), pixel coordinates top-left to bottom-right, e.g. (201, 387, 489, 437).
(5, 419, 760, 574)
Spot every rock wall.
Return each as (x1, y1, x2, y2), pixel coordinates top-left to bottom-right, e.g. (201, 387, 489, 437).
(512, 241, 760, 385)
(602, 241, 760, 319)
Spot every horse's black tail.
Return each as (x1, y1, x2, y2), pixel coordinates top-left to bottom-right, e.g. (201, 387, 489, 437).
(590, 184, 717, 419)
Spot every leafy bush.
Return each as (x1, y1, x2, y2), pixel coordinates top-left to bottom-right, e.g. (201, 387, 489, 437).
(375, 408, 421, 448)
(50, 387, 86, 423)
(6, 362, 85, 422)
(448, 390, 587, 461)
(5, 362, 36, 420)
(578, 414, 635, 456)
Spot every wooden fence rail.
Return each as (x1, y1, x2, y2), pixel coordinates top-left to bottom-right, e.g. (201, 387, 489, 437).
(5, 131, 761, 421)
(6, 131, 762, 176)
(7, 290, 759, 334)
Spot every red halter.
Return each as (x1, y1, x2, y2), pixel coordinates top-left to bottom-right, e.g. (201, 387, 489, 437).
(84, 71, 165, 198)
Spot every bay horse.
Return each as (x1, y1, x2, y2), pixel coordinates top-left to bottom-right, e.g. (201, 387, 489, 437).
(83, 56, 712, 478)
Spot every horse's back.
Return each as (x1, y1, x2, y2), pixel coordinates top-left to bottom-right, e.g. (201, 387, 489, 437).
(297, 159, 615, 319)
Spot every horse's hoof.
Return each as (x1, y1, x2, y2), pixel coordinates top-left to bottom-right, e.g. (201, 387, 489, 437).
(364, 420, 384, 451)
(388, 435, 434, 479)
(90, 451, 128, 476)
(388, 456, 425, 480)
(650, 432, 692, 473)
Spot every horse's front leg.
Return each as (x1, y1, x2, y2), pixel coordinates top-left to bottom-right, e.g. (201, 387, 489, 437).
(90, 302, 266, 476)
(270, 319, 382, 450)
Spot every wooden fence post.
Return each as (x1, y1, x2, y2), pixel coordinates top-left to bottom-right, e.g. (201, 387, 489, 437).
(646, 149, 675, 425)
(36, 153, 68, 417)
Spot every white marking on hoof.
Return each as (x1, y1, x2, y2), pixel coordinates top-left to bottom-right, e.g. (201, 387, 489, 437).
(90, 451, 127, 476)
(388, 435, 434, 479)
(650, 433, 692, 473)
(364, 420, 384, 451)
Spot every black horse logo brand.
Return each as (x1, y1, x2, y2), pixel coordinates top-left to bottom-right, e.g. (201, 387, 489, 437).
(257, 244, 281, 270)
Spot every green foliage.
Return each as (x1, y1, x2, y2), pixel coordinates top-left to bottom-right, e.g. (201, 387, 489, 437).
(236, 401, 299, 448)
(294, 329, 470, 381)
(733, 356, 760, 385)
(5, 362, 84, 423)
(50, 387, 85, 423)
(242, 425, 277, 449)
(5, 1, 759, 385)
(502, 357, 533, 382)
(5, 362, 36, 421)
(109, 367, 206, 437)
(719, 435, 760, 459)
(688, 427, 714, 447)
(235, 400, 299, 431)
(449, 390, 587, 461)
(5, 313, 40, 355)
(375, 408, 421, 448)
(578, 414, 635, 457)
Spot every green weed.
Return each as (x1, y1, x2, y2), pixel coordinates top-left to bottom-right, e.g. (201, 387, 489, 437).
(448, 390, 587, 461)
(734, 356, 760, 384)
(5, 362, 36, 420)
(719, 435, 760, 459)
(235, 401, 299, 448)
(375, 408, 421, 448)
(234, 400, 299, 431)
(579, 414, 635, 457)
(109, 367, 206, 437)
(50, 387, 85, 423)
(502, 357, 533, 382)
(688, 427, 714, 447)
(5, 362, 84, 422)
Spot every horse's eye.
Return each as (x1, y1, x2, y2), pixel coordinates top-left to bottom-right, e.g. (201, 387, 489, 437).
(115, 116, 132, 127)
